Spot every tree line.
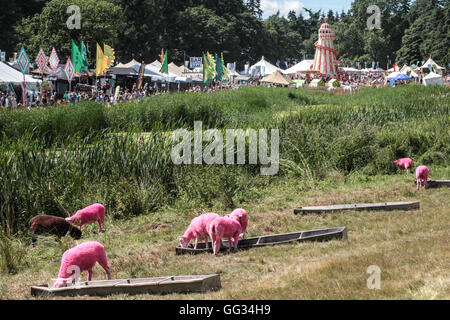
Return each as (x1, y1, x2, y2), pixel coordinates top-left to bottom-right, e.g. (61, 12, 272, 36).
(2, 0, 448, 70)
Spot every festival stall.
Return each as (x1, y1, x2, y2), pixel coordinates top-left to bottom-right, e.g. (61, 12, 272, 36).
(423, 72, 444, 86)
(260, 71, 292, 87)
(249, 56, 283, 76)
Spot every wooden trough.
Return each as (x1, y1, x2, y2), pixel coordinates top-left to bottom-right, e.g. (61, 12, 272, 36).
(31, 274, 221, 298)
(294, 201, 420, 215)
(176, 227, 347, 255)
(414, 180, 450, 189)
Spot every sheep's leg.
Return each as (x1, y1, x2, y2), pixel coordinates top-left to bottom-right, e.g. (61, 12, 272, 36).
(204, 235, 209, 249)
(417, 179, 420, 190)
(194, 237, 199, 250)
(88, 269, 93, 281)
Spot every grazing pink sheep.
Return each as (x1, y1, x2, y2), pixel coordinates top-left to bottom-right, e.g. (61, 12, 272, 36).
(393, 158, 413, 173)
(66, 203, 106, 233)
(225, 208, 249, 239)
(208, 217, 242, 256)
(179, 212, 220, 249)
(416, 165, 429, 190)
(54, 241, 111, 288)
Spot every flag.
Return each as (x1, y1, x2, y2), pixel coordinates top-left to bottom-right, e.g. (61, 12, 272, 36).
(202, 52, 216, 83)
(71, 40, 83, 73)
(284, 61, 288, 69)
(276, 60, 280, 67)
(221, 53, 228, 79)
(96, 43, 108, 76)
(80, 40, 90, 70)
(103, 44, 115, 68)
(215, 53, 224, 81)
(160, 49, 168, 74)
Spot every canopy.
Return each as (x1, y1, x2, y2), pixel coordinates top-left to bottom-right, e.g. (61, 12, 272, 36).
(249, 56, 283, 76)
(386, 72, 403, 80)
(423, 72, 444, 86)
(261, 71, 292, 86)
(0, 61, 42, 90)
(292, 79, 306, 88)
(115, 59, 140, 68)
(310, 78, 325, 87)
(327, 79, 340, 87)
(341, 67, 361, 73)
(422, 58, 445, 70)
(390, 73, 412, 86)
(283, 60, 314, 74)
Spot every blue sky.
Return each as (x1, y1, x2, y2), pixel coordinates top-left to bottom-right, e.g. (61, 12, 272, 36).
(261, 0, 353, 18)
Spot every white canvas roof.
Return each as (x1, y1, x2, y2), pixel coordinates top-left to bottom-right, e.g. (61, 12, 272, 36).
(422, 58, 445, 70)
(283, 60, 314, 74)
(116, 59, 140, 68)
(423, 72, 443, 86)
(0, 61, 42, 90)
(399, 65, 419, 78)
(249, 56, 283, 76)
(341, 67, 361, 73)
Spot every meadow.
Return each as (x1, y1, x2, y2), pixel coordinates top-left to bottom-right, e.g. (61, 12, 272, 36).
(0, 85, 449, 299)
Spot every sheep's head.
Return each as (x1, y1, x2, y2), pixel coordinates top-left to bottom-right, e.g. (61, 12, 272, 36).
(179, 236, 189, 248)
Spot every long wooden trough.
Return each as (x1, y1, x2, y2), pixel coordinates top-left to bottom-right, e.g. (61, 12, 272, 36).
(414, 180, 450, 188)
(294, 201, 420, 215)
(176, 227, 347, 255)
(31, 274, 221, 297)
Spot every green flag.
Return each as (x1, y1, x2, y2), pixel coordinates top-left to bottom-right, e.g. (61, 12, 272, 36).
(160, 49, 168, 74)
(215, 53, 223, 81)
(71, 40, 83, 73)
(80, 40, 90, 70)
(202, 52, 216, 83)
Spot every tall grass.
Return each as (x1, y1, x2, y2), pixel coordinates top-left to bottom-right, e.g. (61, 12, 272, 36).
(0, 85, 448, 234)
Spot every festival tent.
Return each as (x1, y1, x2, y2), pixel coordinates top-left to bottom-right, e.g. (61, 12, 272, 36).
(422, 72, 444, 86)
(327, 79, 340, 87)
(386, 71, 403, 80)
(390, 73, 412, 86)
(421, 58, 445, 72)
(292, 79, 306, 88)
(283, 60, 314, 74)
(309, 78, 325, 87)
(249, 56, 283, 76)
(147, 61, 179, 80)
(341, 67, 361, 73)
(399, 65, 418, 78)
(0, 61, 42, 91)
(261, 71, 292, 86)
(115, 59, 140, 68)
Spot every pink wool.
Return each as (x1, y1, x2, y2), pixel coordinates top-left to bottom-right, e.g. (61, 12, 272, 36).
(55, 241, 111, 288)
(416, 165, 429, 190)
(393, 158, 413, 172)
(208, 217, 242, 256)
(66, 203, 106, 232)
(225, 208, 249, 238)
(179, 213, 220, 249)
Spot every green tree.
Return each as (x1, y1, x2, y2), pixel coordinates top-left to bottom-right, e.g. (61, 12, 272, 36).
(15, 0, 125, 63)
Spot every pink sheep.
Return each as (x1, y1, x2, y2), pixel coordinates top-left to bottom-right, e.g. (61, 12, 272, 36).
(416, 165, 429, 190)
(208, 217, 242, 256)
(393, 158, 413, 173)
(66, 203, 106, 233)
(179, 212, 220, 249)
(54, 241, 111, 288)
(225, 208, 249, 239)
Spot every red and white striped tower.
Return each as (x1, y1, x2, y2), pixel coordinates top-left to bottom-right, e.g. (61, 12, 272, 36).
(312, 22, 339, 75)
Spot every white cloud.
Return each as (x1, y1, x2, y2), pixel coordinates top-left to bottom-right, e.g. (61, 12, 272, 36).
(261, 0, 305, 18)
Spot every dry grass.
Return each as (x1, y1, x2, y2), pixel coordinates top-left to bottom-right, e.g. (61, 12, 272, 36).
(1, 171, 449, 300)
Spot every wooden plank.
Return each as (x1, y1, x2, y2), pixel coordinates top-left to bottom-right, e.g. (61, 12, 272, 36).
(294, 201, 419, 215)
(176, 227, 347, 255)
(30, 274, 221, 297)
(414, 180, 450, 188)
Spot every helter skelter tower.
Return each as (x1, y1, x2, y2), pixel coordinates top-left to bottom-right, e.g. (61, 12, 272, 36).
(312, 22, 339, 75)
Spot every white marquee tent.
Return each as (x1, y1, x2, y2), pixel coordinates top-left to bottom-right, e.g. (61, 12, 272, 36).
(0, 61, 42, 91)
(282, 60, 314, 74)
(249, 56, 283, 76)
(423, 72, 444, 86)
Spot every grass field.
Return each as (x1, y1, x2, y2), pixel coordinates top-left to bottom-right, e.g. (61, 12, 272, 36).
(1, 168, 449, 299)
(0, 85, 449, 299)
